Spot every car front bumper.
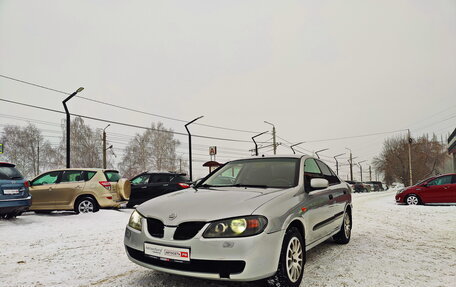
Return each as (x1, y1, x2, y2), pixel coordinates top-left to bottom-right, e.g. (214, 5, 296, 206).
(124, 223, 283, 281)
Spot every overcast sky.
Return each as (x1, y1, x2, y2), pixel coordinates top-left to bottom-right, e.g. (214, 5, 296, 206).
(1, 0, 455, 179)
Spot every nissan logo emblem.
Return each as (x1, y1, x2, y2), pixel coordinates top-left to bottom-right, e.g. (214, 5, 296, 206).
(168, 213, 177, 221)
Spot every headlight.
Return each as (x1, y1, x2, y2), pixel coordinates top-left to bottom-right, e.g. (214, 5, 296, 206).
(128, 210, 143, 231)
(203, 216, 267, 238)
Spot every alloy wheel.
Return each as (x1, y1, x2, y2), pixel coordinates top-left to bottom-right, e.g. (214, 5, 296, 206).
(286, 237, 303, 283)
(78, 200, 94, 213)
(344, 213, 351, 239)
(406, 195, 419, 205)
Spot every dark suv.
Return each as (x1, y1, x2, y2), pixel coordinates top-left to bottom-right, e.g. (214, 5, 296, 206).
(0, 162, 31, 218)
(126, 172, 191, 208)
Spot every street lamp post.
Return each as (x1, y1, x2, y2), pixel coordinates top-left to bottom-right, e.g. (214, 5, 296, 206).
(290, 142, 305, 154)
(264, 121, 276, 155)
(252, 131, 269, 156)
(357, 160, 366, 182)
(62, 87, 84, 168)
(315, 148, 329, 159)
(185, 116, 204, 181)
(333, 153, 345, 175)
(345, 147, 353, 181)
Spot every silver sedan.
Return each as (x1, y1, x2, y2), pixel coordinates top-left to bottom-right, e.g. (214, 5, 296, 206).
(124, 155, 352, 287)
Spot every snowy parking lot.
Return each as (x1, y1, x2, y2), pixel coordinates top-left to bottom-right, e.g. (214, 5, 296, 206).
(1, 190, 455, 287)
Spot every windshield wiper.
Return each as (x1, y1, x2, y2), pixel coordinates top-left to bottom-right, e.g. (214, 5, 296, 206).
(224, 184, 269, 189)
(198, 184, 216, 189)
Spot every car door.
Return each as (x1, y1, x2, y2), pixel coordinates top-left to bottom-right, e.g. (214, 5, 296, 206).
(29, 171, 61, 209)
(54, 170, 85, 208)
(303, 158, 333, 245)
(130, 174, 151, 203)
(148, 174, 173, 197)
(316, 160, 347, 233)
(422, 175, 453, 203)
(448, 175, 456, 203)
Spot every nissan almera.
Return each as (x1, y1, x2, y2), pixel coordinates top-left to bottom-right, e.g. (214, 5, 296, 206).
(124, 155, 352, 287)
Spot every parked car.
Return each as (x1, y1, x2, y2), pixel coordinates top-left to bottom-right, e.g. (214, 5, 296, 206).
(124, 155, 352, 286)
(346, 180, 370, 192)
(365, 181, 384, 191)
(0, 162, 31, 219)
(126, 172, 191, 208)
(395, 173, 456, 205)
(29, 168, 131, 214)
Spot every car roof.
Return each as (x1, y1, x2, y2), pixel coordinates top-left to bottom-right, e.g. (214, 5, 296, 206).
(232, 154, 307, 161)
(40, 168, 118, 172)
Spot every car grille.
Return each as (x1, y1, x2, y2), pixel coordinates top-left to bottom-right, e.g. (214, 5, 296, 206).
(147, 218, 164, 238)
(173, 222, 206, 240)
(126, 246, 245, 278)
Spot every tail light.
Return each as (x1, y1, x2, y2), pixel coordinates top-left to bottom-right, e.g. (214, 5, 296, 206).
(99, 181, 112, 191)
(178, 183, 190, 189)
(24, 180, 30, 188)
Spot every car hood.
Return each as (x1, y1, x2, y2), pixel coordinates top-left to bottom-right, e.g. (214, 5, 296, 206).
(136, 187, 287, 225)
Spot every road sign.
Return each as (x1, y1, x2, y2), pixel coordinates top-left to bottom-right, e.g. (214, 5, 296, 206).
(209, 146, 217, 155)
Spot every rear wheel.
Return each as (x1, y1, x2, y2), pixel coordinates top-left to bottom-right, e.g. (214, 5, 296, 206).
(405, 194, 420, 205)
(333, 211, 351, 244)
(266, 227, 305, 287)
(74, 197, 98, 214)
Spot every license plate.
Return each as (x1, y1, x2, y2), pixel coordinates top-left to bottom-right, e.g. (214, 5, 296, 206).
(3, 189, 19, 195)
(144, 243, 190, 262)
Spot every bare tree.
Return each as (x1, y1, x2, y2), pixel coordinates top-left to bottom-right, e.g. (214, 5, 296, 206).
(58, 117, 110, 168)
(374, 134, 450, 185)
(0, 124, 59, 178)
(118, 122, 181, 178)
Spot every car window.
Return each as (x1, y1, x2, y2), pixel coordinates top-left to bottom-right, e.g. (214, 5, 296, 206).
(60, 170, 83, 183)
(171, 175, 190, 183)
(150, 174, 172, 183)
(203, 158, 300, 188)
(428, 175, 452, 186)
(316, 160, 340, 185)
(131, 174, 150, 185)
(104, 171, 120, 182)
(304, 158, 321, 174)
(453, 175, 456, 184)
(32, 171, 60, 186)
(0, 166, 23, 180)
(85, 171, 96, 181)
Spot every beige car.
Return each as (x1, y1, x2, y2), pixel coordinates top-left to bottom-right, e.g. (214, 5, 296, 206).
(29, 168, 130, 214)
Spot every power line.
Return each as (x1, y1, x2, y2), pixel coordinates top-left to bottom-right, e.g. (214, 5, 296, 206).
(0, 97, 267, 144)
(0, 73, 261, 134)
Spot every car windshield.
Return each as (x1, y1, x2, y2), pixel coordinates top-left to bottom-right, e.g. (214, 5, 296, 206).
(0, 166, 23, 180)
(201, 158, 300, 189)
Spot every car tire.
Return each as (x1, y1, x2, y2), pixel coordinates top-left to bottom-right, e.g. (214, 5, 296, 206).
(266, 227, 305, 287)
(333, 210, 352, 244)
(74, 197, 98, 214)
(405, 194, 420, 205)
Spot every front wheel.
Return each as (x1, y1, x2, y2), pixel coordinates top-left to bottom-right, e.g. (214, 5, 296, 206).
(266, 227, 305, 287)
(405, 194, 420, 205)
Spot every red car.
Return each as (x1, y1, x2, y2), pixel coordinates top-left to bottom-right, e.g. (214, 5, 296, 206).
(395, 173, 456, 205)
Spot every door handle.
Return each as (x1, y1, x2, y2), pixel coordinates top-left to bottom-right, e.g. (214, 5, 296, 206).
(329, 194, 333, 200)
(48, 187, 53, 191)
(141, 186, 147, 189)
(163, 184, 169, 187)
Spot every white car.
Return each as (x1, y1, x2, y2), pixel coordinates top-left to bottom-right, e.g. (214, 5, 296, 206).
(124, 155, 352, 287)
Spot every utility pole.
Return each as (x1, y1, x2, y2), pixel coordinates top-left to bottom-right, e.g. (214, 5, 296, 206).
(102, 124, 110, 169)
(407, 129, 413, 185)
(264, 121, 277, 155)
(62, 87, 84, 168)
(333, 153, 345, 175)
(369, 165, 372, 181)
(346, 148, 353, 181)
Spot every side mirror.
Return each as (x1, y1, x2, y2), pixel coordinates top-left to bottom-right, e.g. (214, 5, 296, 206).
(310, 178, 329, 190)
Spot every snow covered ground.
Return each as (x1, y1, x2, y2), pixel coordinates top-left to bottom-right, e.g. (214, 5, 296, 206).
(1, 191, 455, 287)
